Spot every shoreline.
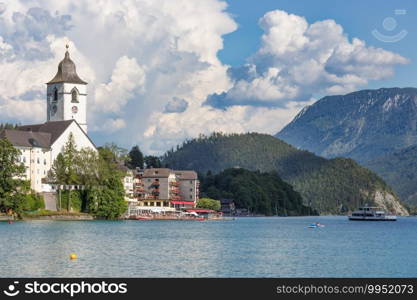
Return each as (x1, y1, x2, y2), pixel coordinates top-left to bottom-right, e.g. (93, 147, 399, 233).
(1, 213, 94, 221)
(1, 215, 414, 222)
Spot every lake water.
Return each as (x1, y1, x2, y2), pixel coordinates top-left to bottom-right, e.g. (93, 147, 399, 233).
(0, 216, 416, 277)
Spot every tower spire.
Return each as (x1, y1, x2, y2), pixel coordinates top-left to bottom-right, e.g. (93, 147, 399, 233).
(47, 43, 86, 85)
(65, 44, 69, 58)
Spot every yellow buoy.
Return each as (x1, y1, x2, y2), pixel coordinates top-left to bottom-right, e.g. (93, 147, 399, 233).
(69, 253, 77, 260)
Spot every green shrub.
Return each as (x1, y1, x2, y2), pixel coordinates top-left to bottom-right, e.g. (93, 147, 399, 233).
(197, 198, 221, 211)
(24, 192, 45, 211)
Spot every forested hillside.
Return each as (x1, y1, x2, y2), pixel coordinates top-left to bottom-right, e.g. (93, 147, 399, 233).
(200, 168, 316, 216)
(162, 133, 408, 215)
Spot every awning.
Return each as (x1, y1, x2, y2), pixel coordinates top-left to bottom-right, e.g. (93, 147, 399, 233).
(131, 206, 175, 212)
(186, 209, 215, 213)
(170, 201, 195, 205)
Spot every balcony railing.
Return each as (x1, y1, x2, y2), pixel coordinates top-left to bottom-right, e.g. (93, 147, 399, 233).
(170, 188, 180, 194)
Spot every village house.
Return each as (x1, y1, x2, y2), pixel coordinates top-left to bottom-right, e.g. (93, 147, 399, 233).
(135, 168, 199, 210)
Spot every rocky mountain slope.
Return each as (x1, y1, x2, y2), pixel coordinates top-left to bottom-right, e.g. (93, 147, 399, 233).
(364, 145, 417, 205)
(276, 88, 417, 163)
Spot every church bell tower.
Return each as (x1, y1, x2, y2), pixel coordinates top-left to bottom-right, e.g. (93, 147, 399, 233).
(46, 45, 88, 133)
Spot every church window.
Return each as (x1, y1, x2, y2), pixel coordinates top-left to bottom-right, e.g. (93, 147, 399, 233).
(53, 88, 58, 102)
(71, 88, 79, 103)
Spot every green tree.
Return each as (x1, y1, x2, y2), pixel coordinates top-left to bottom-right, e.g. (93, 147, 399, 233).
(104, 142, 129, 163)
(197, 198, 221, 211)
(76, 148, 100, 187)
(86, 147, 127, 219)
(0, 138, 29, 217)
(0, 123, 19, 130)
(144, 155, 162, 168)
(128, 145, 144, 169)
(24, 192, 45, 211)
(48, 138, 128, 218)
(48, 133, 79, 185)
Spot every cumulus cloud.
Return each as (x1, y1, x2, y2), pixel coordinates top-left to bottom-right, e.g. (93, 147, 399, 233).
(94, 56, 146, 113)
(0, 3, 408, 154)
(0, 34, 94, 123)
(0, 0, 236, 140)
(206, 10, 409, 108)
(0, 4, 72, 60)
(143, 98, 315, 153)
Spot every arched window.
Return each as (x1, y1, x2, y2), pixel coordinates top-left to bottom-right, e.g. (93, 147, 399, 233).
(71, 88, 79, 103)
(53, 88, 58, 102)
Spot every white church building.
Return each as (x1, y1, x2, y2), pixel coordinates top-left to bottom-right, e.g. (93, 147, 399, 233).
(0, 46, 96, 193)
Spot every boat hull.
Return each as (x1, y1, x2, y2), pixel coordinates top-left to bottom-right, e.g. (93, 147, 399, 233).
(348, 216, 397, 221)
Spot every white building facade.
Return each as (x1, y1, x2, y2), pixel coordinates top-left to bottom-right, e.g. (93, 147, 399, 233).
(136, 168, 199, 209)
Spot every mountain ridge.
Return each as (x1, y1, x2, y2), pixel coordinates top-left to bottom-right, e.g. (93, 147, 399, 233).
(277, 87, 417, 163)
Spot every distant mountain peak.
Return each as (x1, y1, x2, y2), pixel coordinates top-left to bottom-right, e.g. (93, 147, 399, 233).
(277, 87, 417, 163)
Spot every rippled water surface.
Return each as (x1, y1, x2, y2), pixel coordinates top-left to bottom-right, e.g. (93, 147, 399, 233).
(1, 217, 416, 277)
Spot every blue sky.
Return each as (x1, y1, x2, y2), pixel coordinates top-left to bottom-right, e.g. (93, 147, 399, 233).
(0, 0, 415, 153)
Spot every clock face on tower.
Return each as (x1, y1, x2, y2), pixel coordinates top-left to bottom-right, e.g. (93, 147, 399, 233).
(72, 106, 78, 114)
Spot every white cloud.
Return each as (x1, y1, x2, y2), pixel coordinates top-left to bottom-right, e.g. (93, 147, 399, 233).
(0, 36, 13, 58)
(0, 0, 236, 142)
(0, 34, 94, 123)
(206, 10, 409, 108)
(94, 56, 146, 113)
(92, 118, 127, 133)
(142, 98, 316, 153)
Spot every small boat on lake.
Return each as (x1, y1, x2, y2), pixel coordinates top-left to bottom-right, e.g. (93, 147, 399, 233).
(136, 216, 152, 220)
(348, 206, 396, 221)
(308, 222, 325, 228)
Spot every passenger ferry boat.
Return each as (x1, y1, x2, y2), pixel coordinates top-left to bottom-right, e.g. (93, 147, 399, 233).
(348, 206, 397, 221)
